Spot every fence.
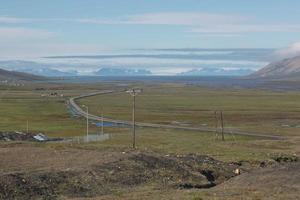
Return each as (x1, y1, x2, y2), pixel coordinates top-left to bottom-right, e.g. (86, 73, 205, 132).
(66, 133, 112, 143)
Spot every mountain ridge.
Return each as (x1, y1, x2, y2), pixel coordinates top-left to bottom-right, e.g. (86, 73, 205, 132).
(0, 68, 45, 81)
(179, 67, 254, 76)
(249, 55, 300, 79)
(95, 68, 152, 76)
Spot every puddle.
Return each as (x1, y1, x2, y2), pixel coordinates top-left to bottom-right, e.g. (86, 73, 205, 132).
(94, 121, 130, 128)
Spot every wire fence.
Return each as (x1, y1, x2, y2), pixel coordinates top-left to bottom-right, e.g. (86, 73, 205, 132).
(65, 133, 112, 143)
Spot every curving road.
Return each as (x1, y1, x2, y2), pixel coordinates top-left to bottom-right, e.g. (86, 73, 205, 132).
(68, 90, 285, 140)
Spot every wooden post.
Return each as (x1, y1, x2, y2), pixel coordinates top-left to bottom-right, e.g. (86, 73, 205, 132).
(214, 111, 218, 140)
(220, 111, 225, 141)
(26, 120, 29, 134)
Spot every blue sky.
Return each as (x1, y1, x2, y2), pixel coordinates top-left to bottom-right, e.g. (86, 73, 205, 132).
(0, 0, 300, 75)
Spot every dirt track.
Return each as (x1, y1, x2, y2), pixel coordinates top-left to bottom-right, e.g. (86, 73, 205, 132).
(69, 90, 286, 140)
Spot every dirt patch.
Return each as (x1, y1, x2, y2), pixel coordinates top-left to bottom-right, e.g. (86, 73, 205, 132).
(0, 131, 36, 142)
(0, 131, 61, 142)
(271, 154, 299, 163)
(230, 153, 299, 171)
(0, 150, 238, 200)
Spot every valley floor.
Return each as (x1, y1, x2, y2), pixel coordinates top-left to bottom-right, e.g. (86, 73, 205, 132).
(0, 80, 300, 199)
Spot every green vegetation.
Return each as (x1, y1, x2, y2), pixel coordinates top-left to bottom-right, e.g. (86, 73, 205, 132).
(78, 84, 300, 136)
(0, 91, 83, 137)
(1, 82, 299, 161)
(1, 82, 300, 200)
(0, 83, 111, 137)
(76, 126, 297, 162)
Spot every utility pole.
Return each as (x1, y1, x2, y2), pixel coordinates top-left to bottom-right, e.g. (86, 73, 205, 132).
(86, 106, 89, 141)
(126, 88, 142, 149)
(220, 111, 225, 141)
(101, 108, 104, 135)
(26, 120, 29, 134)
(82, 105, 89, 141)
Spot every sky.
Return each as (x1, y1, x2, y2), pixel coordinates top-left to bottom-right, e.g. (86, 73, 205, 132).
(0, 0, 300, 75)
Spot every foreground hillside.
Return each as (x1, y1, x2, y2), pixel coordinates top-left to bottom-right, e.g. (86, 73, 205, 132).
(0, 144, 299, 200)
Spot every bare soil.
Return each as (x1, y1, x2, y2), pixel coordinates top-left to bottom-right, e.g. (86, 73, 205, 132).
(0, 144, 237, 200)
(0, 144, 299, 200)
(0, 132, 36, 142)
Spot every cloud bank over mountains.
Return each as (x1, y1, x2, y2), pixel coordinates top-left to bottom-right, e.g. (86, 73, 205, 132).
(2, 44, 300, 77)
(0, 49, 271, 76)
(274, 42, 300, 59)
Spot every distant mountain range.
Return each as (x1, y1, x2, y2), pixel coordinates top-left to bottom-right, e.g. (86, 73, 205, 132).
(0, 60, 154, 77)
(179, 68, 254, 76)
(0, 60, 261, 77)
(22, 68, 79, 77)
(249, 55, 300, 79)
(0, 60, 78, 77)
(94, 68, 152, 76)
(0, 68, 44, 81)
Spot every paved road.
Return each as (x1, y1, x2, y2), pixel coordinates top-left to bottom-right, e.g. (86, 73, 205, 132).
(68, 90, 285, 140)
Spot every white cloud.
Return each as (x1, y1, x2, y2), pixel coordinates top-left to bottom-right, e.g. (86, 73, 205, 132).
(0, 16, 32, 23)
(41, 57, 265, 68)
(0, 27, 66, 58)
(2, 14, 300, 35)
(22, 12, 242, 26)
(0, 25, 111, 59)
(186, 33, 242, 38)
(123, 12, 244, 25)
(274, 42, 300, 59)
(0, 12, 244, 26)
(0, 27, 55, 41)
(75, 18, 119, 25)
(189, 24, 300, 33)
(0, 42, 111, 59)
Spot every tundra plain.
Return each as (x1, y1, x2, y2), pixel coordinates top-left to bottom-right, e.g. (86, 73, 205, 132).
(0, 80, 300, 199)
